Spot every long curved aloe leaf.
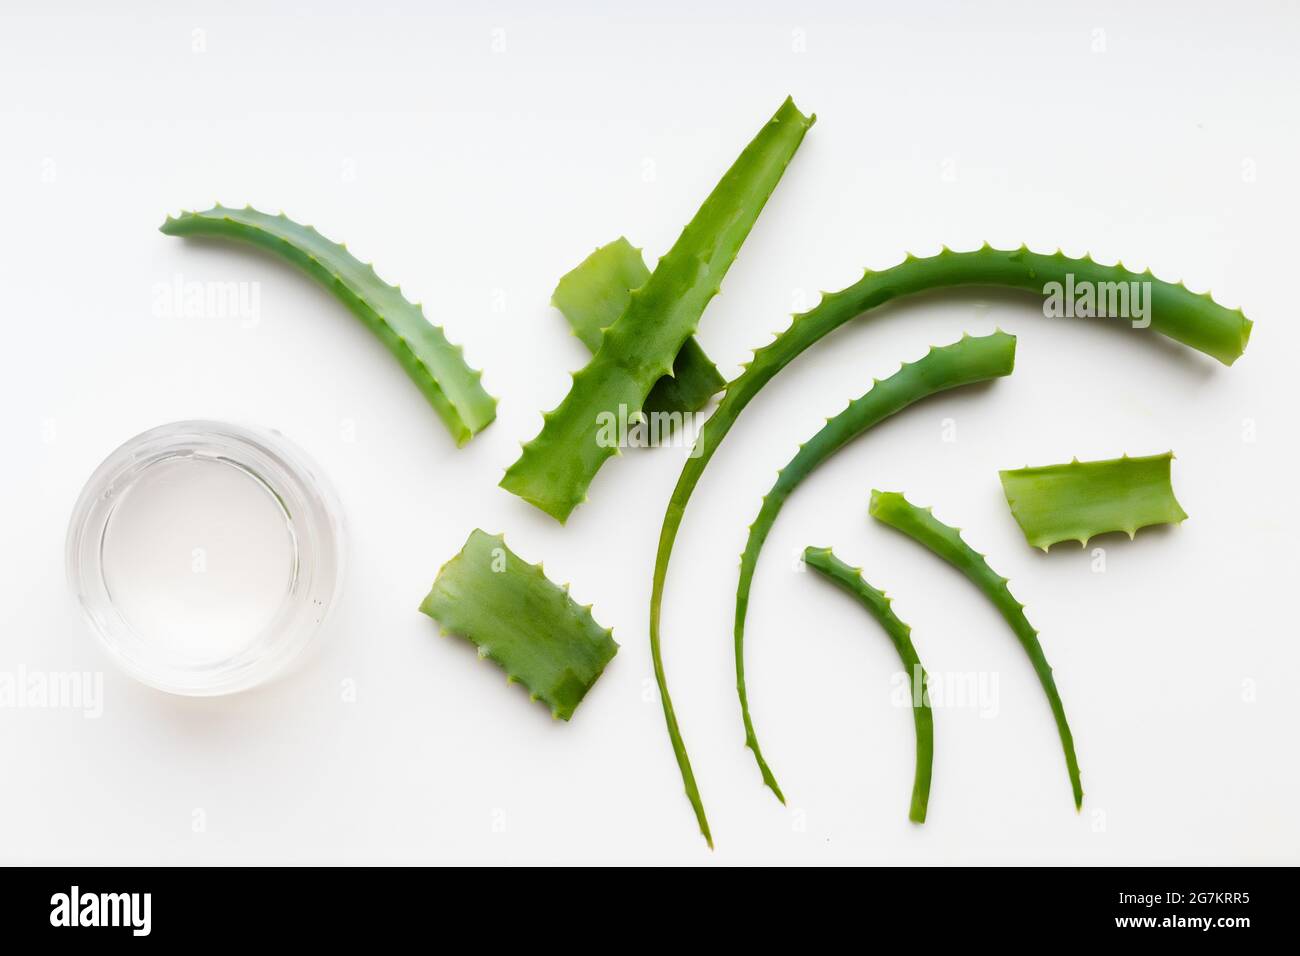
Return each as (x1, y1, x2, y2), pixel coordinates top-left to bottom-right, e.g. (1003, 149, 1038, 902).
(803, 546, 933, 824)
(737, 331, 1015, 803)
(552, 238, 725, 415)
(1000, 452, 1187, 550)
(419, 529, 618, 720)
(650, 244, 1248, 843)
(502, 97, 815, 523)
(867, 490, 1082, 809)
(160, 205, 496, 446)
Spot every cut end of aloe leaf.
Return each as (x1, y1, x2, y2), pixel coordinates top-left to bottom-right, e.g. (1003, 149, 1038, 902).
(498, 468, 582, 524)
(780, 94, 815, 128)
(1234, 316, 1254, 364)
(868, 489, 903, 519)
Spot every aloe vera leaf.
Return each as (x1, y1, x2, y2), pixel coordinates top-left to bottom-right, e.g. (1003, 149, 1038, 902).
(867, 490, 1082, 809)
(552, 238, 725, 415)
(650, 244, 1248, 843)
(419, 529, 618, 720)
(552, 238, 651, 353)
(802, 546, 933, 824)
(999, 452, 1188, 550)
(737, 331, 1015, 802)
(160, 205, 497, 446)
(502, 97, 815, 523)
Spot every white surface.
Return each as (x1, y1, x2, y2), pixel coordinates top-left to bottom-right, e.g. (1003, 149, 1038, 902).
(1, 0, 1296, 864)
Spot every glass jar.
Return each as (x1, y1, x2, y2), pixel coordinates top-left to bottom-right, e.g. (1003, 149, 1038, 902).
(66, 420, 343, 695)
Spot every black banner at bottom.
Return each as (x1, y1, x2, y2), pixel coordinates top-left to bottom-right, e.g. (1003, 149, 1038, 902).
(0, 865, 1285, 942)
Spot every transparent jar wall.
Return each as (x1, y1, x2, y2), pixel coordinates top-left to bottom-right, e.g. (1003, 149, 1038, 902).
(66, 421, 343, 696)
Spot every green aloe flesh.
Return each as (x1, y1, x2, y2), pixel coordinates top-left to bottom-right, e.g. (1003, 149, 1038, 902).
(868, 491, 1083, 809)
(802, 546, 933, 824)
(649, 244, 1248, 844)
(737, 331, 1016, 803)
(161, 205, 496, 446)
(999, 452, 1188, 550)
(502, 97, 816, 523)
(419, 529, 618, 720)
(552, 238, 726, 415)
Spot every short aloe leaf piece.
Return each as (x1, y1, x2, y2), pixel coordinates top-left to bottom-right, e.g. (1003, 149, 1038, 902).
(868, 491, 1082, 809)
(419, 529, 618, 720)
(999, 452, 1187, 550)
(650, 243, 1248, 842)
(803, 546, 933, 824)
(552, 238, 725, 415)
(161, 205, 496, 446)
(737, 331, 1015, 803)
(503, 97, 815, 524)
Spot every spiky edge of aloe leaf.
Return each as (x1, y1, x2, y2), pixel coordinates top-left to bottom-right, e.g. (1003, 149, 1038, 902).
(419, 529, 618, 721)
(552, 238, 725, 415)
(802, 546, 933, 824)
(867, 490, 1083, 809)
(999, 452, 1188, 551)
(737, 331, 1015, 803)
(650, 243, 1247, 843)
(160, 205, 497, 447)
(502, 97, 815, 524)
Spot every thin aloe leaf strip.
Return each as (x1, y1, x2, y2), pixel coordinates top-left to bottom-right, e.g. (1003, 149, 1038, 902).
(737, 331, 1016, 803)
(802, 546, 933, 824)
(502, 97, 815, 524)
(552, 237, 725, 415)
(868, 490, 1083, 808)
(419, 529, 618, 721)
(999, 452, 1187, 550)
(650, 244, 1249, 842)
(160, 205, 496, 446)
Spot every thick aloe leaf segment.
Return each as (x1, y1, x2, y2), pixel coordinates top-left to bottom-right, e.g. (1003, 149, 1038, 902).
(502, 97, 815, 523)
(868, 491, 1082, 809)
(999, 452, 1187, 550)
(419, 529, 618, 720)
(737, 332, 1015, 803)
(803, 546, 933, 824)
(162, 206, 496, 446)
(650, 245, 1249, 844)
(552, 238, 725, 415)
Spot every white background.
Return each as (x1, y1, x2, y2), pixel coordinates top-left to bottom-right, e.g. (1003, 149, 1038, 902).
(1, 0, 1296, 865)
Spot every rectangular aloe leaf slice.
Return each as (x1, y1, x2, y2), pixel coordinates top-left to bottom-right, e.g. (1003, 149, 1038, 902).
(502, 97, 815, 522)
(552, 238, 725, 415)
(419, 529, 618, 720)
(999, 452, 1188, 550)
